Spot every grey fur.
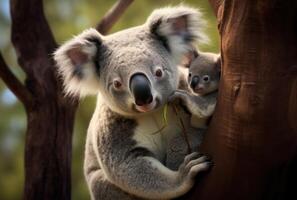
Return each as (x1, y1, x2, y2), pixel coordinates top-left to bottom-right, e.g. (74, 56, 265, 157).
(171, 51, 221, 127)
(166, 52, 220, 169)
(54, 6, 213, 200)
(188, 51, 221, 95)
(166, 126, 206, 171)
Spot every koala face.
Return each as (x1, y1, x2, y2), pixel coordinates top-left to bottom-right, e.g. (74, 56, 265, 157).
(54, 6, 207, 117)
(188, 52, 221, 95)
(98, 30, 179, 115)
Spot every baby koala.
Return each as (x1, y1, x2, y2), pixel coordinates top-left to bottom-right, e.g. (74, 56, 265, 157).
(173, 49, 221, 128)
(188, 50, 220, 96)
(166, 50, 220, 170)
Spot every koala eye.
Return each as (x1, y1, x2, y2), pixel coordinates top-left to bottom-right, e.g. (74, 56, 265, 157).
(188, 73, 192, 78)
(113, 79, 122, 89)
(202, 75, 210, 82)
(155, 68, 163, 78)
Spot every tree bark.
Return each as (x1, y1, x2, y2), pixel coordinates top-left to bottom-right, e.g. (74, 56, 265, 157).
(185, 0, 297, 199)
(10, 0, 77, 199)
(3, 0, 133, 199)
(0, 54, 32, 107)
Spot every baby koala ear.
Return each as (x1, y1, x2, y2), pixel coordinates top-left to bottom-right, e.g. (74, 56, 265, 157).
(54, 28, 103, 97)
(180, 47, 199, 68)
(147, 5, 208, 62)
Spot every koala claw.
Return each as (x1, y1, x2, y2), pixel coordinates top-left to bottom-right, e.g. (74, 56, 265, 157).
(189, 161, 213, 178)
(178, 152, 212, 182)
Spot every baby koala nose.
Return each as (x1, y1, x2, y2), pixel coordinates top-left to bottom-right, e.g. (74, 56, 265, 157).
(130, 73, 153, 106)
(190, 76, 199, 90)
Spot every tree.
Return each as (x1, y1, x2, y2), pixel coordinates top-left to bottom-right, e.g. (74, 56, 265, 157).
(0, 0, 133, 199)
(1, 0, 296, 199)
(185, 0, 297, 199)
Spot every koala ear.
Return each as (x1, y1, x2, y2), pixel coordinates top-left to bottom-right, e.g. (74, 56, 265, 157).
(147, 5, 208, 61)
(181, 47, 199, 68)
(54, 28, 103, 97)
(192, 48, 199, 58)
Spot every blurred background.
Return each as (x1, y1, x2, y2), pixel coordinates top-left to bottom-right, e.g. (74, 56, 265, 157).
(0, 0, 219, 199)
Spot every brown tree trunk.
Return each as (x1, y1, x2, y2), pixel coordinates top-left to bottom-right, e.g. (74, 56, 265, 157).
(10, 0, 77, 199)
(185, 0, 297, 199)
(0, 0, 133, 199)
(23, 94, 76, 200)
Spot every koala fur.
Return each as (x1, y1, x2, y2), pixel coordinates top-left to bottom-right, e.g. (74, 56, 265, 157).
(172, 50, 221, 128)
(188, 51, 221, 96)
(54, 6, 214, 200)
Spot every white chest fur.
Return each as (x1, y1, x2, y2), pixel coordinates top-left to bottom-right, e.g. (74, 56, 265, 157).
(133, 105, 185, 161)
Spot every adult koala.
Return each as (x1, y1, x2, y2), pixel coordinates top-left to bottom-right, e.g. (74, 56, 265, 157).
(54, 6, 214, 200)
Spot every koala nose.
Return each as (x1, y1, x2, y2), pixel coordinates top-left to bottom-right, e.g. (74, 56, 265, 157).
(130, 73, 153, 106)
(190, 76, 199, 89)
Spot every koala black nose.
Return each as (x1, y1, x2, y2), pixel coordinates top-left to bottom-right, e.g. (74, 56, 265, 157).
(130, 73, 153, 106)
(190, 76, 199, 89)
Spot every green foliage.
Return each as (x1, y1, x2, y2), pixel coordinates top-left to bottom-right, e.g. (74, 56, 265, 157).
(0, 0, 219, 199)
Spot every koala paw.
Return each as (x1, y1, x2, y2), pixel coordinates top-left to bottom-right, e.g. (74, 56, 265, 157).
(178, 152, 213, 185)
(169, 90, 189, 106)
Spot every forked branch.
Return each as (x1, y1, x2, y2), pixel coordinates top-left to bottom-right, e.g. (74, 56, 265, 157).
(0, 52, 32, 107)
(10, 0, 57, 78)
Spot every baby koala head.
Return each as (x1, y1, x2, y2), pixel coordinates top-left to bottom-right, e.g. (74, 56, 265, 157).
(184, 50, 221, 95)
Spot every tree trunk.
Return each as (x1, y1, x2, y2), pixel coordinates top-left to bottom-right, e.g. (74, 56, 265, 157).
(185, 0, 297, 199)
(1, 0, 132, 199)
(23, 92, 76, 200)
(10, 0, 77, 199)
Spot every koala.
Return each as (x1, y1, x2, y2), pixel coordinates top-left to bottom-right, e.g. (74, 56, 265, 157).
(188, 50, 221, 96)
(171, 49, 221, 128)
(166, 50, 220, 170)
(54, 6, 215, 200)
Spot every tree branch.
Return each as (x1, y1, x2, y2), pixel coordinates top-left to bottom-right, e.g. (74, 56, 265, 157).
(96, 0, 134, 34)
(0, 52, 32, 107)
(10, 0, 57, 79)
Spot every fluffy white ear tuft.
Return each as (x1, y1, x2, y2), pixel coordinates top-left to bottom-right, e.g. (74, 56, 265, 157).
(54, 28, 102, 97)
(147, 5, 208, 62)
